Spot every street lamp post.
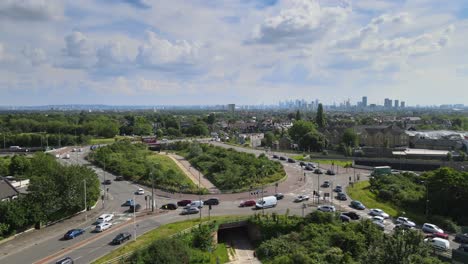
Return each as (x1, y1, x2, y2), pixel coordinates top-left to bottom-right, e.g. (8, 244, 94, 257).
(83, 179, 87, 222)
(133, 193, 137, 241)
(199, 170, 202, 221)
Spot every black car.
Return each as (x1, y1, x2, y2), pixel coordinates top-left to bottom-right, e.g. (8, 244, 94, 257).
(112, 232, 132, 245)
(115, 176, 124, 181)
(299, 161, 306, 166)
(287, 158, 296, 163)
(203, 198, 219, 205)
(129, 204, 141, 212)
(333, 186, 343, 193)
(321, 181, 330, 188)
(160, 203, 178, 210)
(455, 233, 468, 244)
(274, 193, 284, 200)
(103, 179, 112, 185)
(314, 168, 323, 174)
(272, 155, 279, 159)
(341, 211, 360, 220)
(340, 214, 351, 222)
(326, 170, 335, 175)
(337, 192, 347, 201)
(304, 165, 314, 171)
(279, 156, 287, 161)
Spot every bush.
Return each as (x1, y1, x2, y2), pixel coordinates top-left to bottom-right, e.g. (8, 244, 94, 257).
(429, 215, 461, 233)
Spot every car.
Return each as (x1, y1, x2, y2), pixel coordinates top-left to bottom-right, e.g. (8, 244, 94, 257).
(336, 192, 347, 201)
(426, 232, 449, 240)
(333, 186, 343, 192)
(95, 222, 112, 232)
(454, 233, 468, 244)
(459, 244, 468, 253)
(177, 200, 192, 206)
(103, 179, 112, 185)
(294, 195, 310, 202)
(369, 209, 390, 219)
(287, 158, 296, 163)
(299, 161, 306, 166)
(342, 211, 360, 220)
(185, 200, 204, 209)
(326, 170, 335, 175)
(395, 217, 416, 227)
(56, 257, 74, 264)
(181, 207, 199, 215)
(272, 154, 279, 159)
(340, 214, 351, 222)
(274, 193, 284, 200)
(129, 204, 141, 212)
(135, 188, 144, 195)
(72, 148, 77, 152)
(160, 203, 178, 210)
(314, 168, 323, 174)
(123, 199, 134, 206)
(115, 176, 124, 181)
(304, 165, 314, 171)
(112, 232, 132, 245)
(279, 156, 287, 161)
(422, 223, 444, 234)
(424, 237, 450, 251)
(394, 224, 414, 231)
(321, 181, 330, 188)
(203, 198, 220, 205)
(318, 205, 336, 212)
(350, 200, 366, 210)
(96, 213, 114, 223)
(371, 216, 385, 223)
(63, 229, 85, 240)
(373, 220, 385, 230)
(240, 200, 256, 207)
(307, 163, 317, 168)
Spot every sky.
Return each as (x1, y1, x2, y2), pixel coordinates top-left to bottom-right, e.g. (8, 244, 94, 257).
(0, 0, 468, 106)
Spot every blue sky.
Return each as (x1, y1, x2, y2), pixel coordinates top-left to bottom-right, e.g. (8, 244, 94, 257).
(0, 0, 467, 106)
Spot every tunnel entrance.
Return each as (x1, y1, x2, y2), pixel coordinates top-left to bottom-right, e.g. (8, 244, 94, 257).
(217, 225, 260, 263)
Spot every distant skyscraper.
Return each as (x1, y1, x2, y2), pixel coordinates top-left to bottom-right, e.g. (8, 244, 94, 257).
(384, 98, 392, 108)
(394, 100, 399, 108)
(362, 96, 367, 107)
(227, 104, 235, 112)
(401, 101, 405, 108)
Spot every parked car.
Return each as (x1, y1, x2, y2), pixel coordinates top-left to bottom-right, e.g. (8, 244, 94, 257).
(279, 156, 287, 161)
(181, 207, 199, 215)
(274, 193, 284, 200)
(342, 211, 360, 220)
(307, 163, 317, 168)
(204, 198, 219, 206)
(56, 257, 74, 264)
(272, 155, 279, 159)
(333, 186, 343, 192)
(135, 188, 144, 195)
(454, 233, 468, 244)
(96, 213, 114, 224)
(394, 224, 414, 230)
(340, 214, 351, 222)
(336, 192, 347, 201)
(321, 181, 330, 188)
(177, 200, 192, 206)
(103, 179, 112, 185)
(373, 220, 385, 230)
(160, 203, 178, 210)
(294, 195, 310, 203)
(318, 205, 336, 212)
(371, 216, 385, 223)
(63, 229, 85, 240)
(426, 232, 449, 240)
(299, 161, 306, 166)
(239, 200, 256, 207)
(287, 158, 296, 163)
(369, 209, 389, 219)
(326, 170, 335, 175)
(458, 244, 468, 253)
(129, 204, 141, 212)
(422, 223, 444, 234)
(304, 165, 314, 171)
(112, 232, 132, 245)
(115, 176, 124, 181)
(95, 222, 112, 232)
(350, 200, 366, 210)
(123, 199, 134, 206)
(314, 168, 323, 174)
(424, 237, 450, 251)
(395, 217, 416, 227)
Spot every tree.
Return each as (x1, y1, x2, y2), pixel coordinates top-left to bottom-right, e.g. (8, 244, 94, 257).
(316, 103, 326, 129)
(342, 128, 358, 147)
(299, 131, 328, 152)
(288, 120, 316, 142)
(262, 132, 275, 147)
(206, 113, 216, 125)
(295, 110, 302, 121)
(131, 237, 190, 264)
(9, 155, 31, 176)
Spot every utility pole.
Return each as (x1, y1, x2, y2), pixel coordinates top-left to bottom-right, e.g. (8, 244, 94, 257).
(133, 193, 137, 241)
(151, 171, 155, 212)
(317, 173, 320, 204)
(199, 170, 202, 221)
(83, 179, 87, 222)
(261, 184, 265, 216)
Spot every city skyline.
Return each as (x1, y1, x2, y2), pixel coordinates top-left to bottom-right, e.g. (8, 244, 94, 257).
(1, 0, 468, 105)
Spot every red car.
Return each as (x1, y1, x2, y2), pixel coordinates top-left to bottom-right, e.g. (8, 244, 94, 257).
(177, 200, 192, 206)
(426, 232, 449, 240)
(239, 200, 256, 207)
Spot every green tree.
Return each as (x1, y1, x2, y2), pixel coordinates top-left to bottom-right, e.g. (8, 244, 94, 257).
(206, 113, 216, 125)
(288, 120, 316, 142)
(315, 103, 326, 129)
(9, 155, 31, 176)
(342, 128, 358, 147)
(299, 131, 328, 152)
(131, 237, 190, 264)
(262, 132, 275, 147)
(295, 110, 302, 120)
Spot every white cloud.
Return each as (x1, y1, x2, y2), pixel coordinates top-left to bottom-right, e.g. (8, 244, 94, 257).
(22, 46, 47, 66)
(64, 31, 94, 58)
(0, 0, 63, 21)
(249, 0, 348, 46)
(97, 41, 129, 67)
(0, 43, 4, 61)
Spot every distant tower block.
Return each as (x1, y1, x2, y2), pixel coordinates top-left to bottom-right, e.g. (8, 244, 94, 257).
(227, 104, 235, 112)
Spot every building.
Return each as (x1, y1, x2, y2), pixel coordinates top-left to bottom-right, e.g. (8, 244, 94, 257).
(362, 96, 367, 107)
(355, 124, 409, 148)
(406, 130, 468, 151)
(384, 98, 393, 108)
(401, 101, 405, 108)
(0, 178, 19, 202)
(238, 133, 264, 148)
(227, 104, 235, 113)
(394, 100, 399, 108)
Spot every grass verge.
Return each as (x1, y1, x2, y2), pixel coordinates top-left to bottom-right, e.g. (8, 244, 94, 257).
(292, 155, 352, 167)
(346, 181, 399, 217)
(92, 215, 247, 264)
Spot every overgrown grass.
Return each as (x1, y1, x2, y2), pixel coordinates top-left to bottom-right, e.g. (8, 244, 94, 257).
(292, 155, 353, 167)
(147, 154, 198, 191)
(89, 137, 117, 145)
(92, 215, 247, 264)
(346, 181, 399, 217)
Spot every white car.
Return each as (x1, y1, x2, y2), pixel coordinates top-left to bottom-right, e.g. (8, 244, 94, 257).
(317, 205, 336, 212)
(294, 195, 310, 202)
(371, 216, 385, 223)
(96, 213, 114, 224)
(95, 222, 112, 232)
(136, 188, 144, 195)
(422, 223, 444, 234)
(424, 237, 450, 251)
(369, 209, 389, 219)
(396, 217, 416, 227)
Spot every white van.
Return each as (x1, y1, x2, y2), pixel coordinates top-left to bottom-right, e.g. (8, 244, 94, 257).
(186, 200, 204, 209)
(256, 196, 277, 209)
(424, 237, 450, 251)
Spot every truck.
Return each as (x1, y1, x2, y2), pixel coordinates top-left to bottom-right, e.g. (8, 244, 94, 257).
(371, 166, 392, 176)
(255, 196, 277, 209)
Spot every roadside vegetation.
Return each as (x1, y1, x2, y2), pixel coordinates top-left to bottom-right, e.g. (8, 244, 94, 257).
(0, 153, 100, 240)
(348, 168, 467, 233)
(88, 140, 200, 193)
(172, 142, 286, 191)
(251, 212, 443, 264)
